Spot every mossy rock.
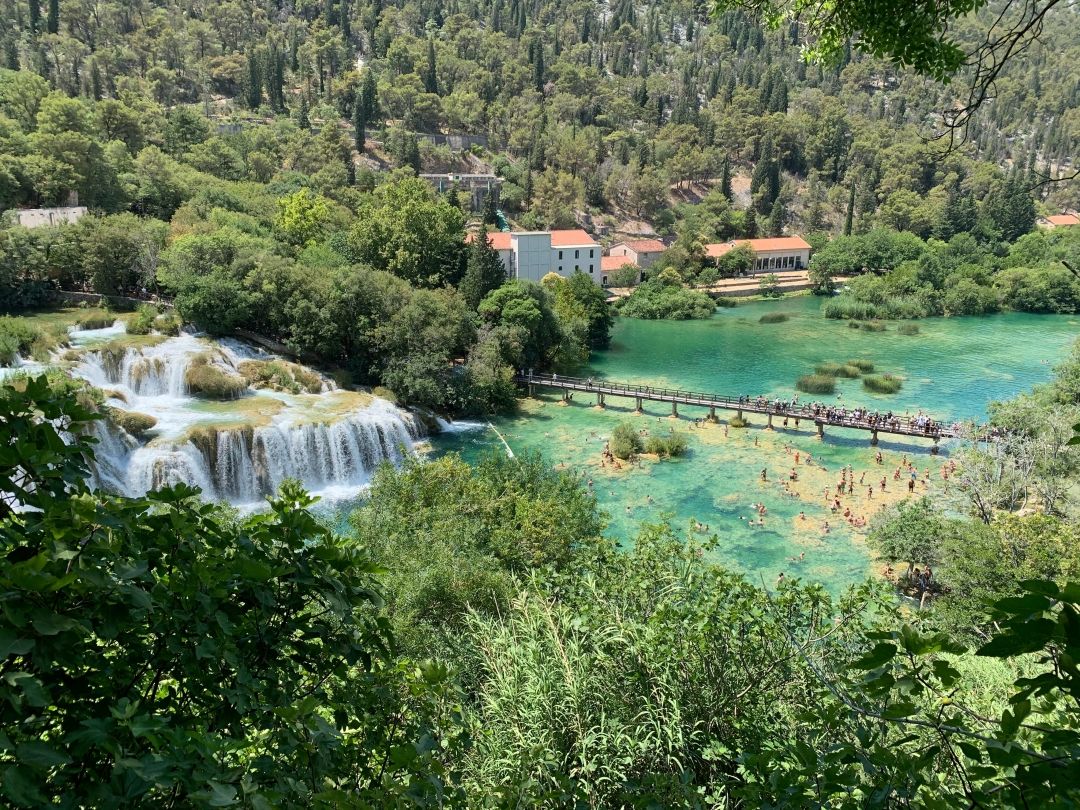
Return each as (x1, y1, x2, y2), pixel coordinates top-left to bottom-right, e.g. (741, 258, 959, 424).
(107, 407, 158, 438)
(185, 355, 248, 399)
(238, 359, 323, 395)
(372, 386, 398, 404)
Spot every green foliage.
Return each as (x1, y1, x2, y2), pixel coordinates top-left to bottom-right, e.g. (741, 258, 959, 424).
(460, 233, 509, 310)
(348, 452, 603, 655)
(847, 358, 875, 372)
(105, 406, 157, 437)
(0, 378, 460, 807)
(758, 272, 782, 298)
(645, 430, 689, 458)
(898, 323, 921, 335)
(610, 420, 644, 459)
(125, 303, 157, 335)
(815, 361, 861, 378)
(272, 187, 332, 246)
(348, 175, 466, 288)
(796, 373, 837, 394)
(616, 278, 716, 320)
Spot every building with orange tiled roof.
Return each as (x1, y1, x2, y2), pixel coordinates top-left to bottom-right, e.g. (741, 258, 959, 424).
(1039, 213, 1080, 229)
(466, 229, 601, 283)
(704, 236, 812, 274)
(608, 239, 667, 270)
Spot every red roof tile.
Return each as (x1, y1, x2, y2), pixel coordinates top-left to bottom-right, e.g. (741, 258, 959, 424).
(1046, 214, 1080, 226)
(549, 229, 598, 246)
(465, 231, 512, 250)
(622, 239, 666, 253)
(601, 255, 635, 271)
(705, 236, 812, 258)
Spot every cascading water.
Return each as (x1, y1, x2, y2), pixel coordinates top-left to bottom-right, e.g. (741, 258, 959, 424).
(63, 326, 424, 505)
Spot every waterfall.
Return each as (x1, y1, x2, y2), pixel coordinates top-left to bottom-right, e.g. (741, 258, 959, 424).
(75, 332, 425, 506)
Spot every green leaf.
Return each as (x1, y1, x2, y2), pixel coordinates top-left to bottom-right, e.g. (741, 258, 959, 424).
(205, 781, 238, 807)
(977, 618, 1056, 658)
(15, 741, 71, 769)
(2, 765, 46, 807)
(852, 642, 897, 670)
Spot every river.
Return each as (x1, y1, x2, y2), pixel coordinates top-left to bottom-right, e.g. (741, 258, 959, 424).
(432, 296, 1079, 588)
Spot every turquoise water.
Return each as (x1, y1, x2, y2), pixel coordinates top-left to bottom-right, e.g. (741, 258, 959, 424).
(433, 297, 1078, 588)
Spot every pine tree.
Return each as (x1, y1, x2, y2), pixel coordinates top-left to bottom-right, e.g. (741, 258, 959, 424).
(46, 0, 57, 34)
(483, 190, 498, 225)
(767, 198, 785, 236)
(844, 182, 855, 236)
(460, 233, 509, 309)
(423, 39, 438, 94)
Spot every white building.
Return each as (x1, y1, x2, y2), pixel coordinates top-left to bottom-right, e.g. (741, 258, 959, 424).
(467, 229, 602, 284)
(705, 236, 812, 274)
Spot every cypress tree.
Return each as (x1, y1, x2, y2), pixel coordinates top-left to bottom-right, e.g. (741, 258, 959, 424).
(720, 157, 733, 200)
(744, 208, 758, 238)
(28, 0, 40, 34)
(533, 44, 544, 91)
(423, 39, 438, 94)
(483, 190, 498, 225)
(353, 91, 366, 152)
(361, 70, 377, 120)
(767, 198, 785, 236)
(340, 0, 350, 39)
(844, 182, 855, 236)
(245, 51, 262, 109)
(46, 0, 57, 34)
(295, 94, 310, 129)
(460, 233, 508, 309)
(90, 60, 102, 101)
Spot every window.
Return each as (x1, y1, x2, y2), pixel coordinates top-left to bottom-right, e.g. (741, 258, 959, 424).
(589, 249, 594, 258)
(575, 265, 580, 272)
(558, 266, 563, 272)
(589, 264, 593, 272)
(558, 250, 563, 260)
(602, 276, 608, 285)
(574, 249, 579, 259)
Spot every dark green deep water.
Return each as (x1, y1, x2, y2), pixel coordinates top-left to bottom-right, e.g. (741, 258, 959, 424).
(434, 296, 1078, 588)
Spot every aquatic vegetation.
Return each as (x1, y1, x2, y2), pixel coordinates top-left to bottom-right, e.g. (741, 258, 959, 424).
(728, 414, 749, 427)
(898, 323, 921, 336)
(796, 374, 838, 394)
(847, 359, 875, 373)
(823, 299, 878, 320)
(76, 312, 117, 330)
(815, 362, 862, 378)
(373, 385, 398, 404)
(847, 320, 888, 332)
(863, 373, 903, 393)
(758, 312, 790, 323)
(185, 354, 249, 399)
(714, 297, 739, 308)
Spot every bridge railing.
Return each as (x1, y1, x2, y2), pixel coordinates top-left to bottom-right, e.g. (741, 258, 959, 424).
(515, 373, 976, 437)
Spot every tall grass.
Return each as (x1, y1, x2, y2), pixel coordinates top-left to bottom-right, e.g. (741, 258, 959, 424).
(863, 374, 903, 393)
(758, 312, 790, 324)
(796, 374, 837, 394)
(847, 359, 875, 373)
(823, 299, 878, 320)
(815, 362, 861, 378)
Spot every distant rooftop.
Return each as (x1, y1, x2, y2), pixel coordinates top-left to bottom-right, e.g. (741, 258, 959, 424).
(705, 236, 812, 258)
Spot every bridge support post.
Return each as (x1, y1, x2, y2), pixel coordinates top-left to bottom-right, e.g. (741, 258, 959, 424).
(596, 392, 604, 408)
(528, 384, 534, 396)
(767, 412, 773, 430)
(561, 388, 569, 403)
(870, 430, 878, 446)
(816, 421, 824, 439)
(931, 438, 940, 455)
(635, 397, 643, 413)
(736, 409, 743, 421)
(708, 405, 717, 422)
(671, 401, 678, 417)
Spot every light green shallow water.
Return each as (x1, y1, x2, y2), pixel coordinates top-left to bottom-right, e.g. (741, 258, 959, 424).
(432, 297, 1078, 589)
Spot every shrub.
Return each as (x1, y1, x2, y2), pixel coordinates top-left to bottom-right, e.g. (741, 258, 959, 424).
(645, 431, 689, 459)
(126, 304, 158, 336)
(153, 310, 183, 336)
(713, 297, 739, 308)
(898, 323, 921, 336)
(238, 359, 323, 394)
(0, 333, 18, 366)
(184, 355, 248, 399)
(610, 421, 643, 460)
(728, 414, 749, 427)
(863, 373, 903, 393)
(0, 317, 65, 364)
(848, 359, 875, 373)
(758, 312, 790, 323)
(616, 279, 716, 320)
(373, 386, 398, 404)
(106, 407, 158, 438)
(796, 374, 837, 394)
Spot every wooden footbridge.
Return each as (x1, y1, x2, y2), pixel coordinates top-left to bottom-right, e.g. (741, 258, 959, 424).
(516, 373, 985, 447)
